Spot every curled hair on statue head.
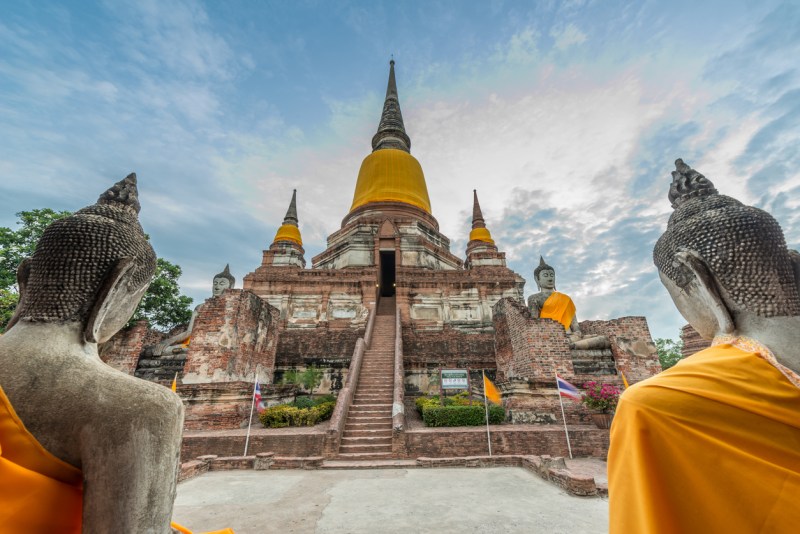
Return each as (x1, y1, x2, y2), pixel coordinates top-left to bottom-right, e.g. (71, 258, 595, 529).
(10, 173, 156, 327)
(654, 159, 800, 317)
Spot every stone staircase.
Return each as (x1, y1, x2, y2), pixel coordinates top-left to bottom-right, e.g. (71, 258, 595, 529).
(337, 297, 396, 459)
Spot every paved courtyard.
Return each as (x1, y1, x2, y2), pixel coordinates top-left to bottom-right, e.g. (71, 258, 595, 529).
(173, 467, 609, 533)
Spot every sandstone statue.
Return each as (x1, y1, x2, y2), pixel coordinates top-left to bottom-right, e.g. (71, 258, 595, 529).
(152, 264, 236, 357)
(527, 257, 609, 350)
(609, 159, 800, 532)
(0, 174, 184, 533)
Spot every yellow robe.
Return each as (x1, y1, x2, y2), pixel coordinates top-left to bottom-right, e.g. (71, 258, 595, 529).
(609, 339, 800, 533)
(0, 386, 83, 533)
(540, 291, 576, 331)
(1, 385, 232, 534)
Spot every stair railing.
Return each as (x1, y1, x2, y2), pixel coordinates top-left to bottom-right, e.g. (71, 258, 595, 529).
(391, 308, 406, 455)
(325, 301, 377, 457)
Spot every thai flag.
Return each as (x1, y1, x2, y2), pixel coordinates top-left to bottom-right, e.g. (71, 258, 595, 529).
(254, 380, 265, 413)
(556, 374, 582, 401)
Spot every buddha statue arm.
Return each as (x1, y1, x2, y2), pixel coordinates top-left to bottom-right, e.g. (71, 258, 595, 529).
(153, 305, 199, 356)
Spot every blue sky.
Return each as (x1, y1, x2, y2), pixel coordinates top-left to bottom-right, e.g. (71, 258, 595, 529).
(2, 0, 799, 341)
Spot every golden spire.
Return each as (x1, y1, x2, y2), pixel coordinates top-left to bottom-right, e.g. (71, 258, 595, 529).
(469, 190, 494, 244)
(273, 189, 303, 246)
(350, 60, 432, 214)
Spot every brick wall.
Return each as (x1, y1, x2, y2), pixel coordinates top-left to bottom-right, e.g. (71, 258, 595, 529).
(403, 425, 609, 458)
(179, 382, 296, 431)
(276, 328, 363, 367)
(183, 289, 279, 383)
(581, 316, 662, 383)
(681, 323, 711, 357)
(493, 298, 574, 384)
(99, 320, 166, 375)
(401, 327, 496, 368)
(181, 429, 325, 461)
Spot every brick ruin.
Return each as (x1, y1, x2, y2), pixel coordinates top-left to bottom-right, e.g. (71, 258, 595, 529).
(100, 62, 660, 459)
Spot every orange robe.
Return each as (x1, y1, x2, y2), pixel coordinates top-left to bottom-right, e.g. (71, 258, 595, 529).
(0, 386, 83, 533)
(608, 338, 800, 533)
(540, 292, 576, 331)
(1, 385, 232, 534)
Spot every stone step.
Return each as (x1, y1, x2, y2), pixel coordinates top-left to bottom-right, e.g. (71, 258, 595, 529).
(341, 435, 392, 444)
(345, 423, 393, 431)
(339, 443, 393, 454)
(342, 430, 393, 439)
(322, 459, 416, 469)
(334, 452, 394, 460)
(347, 409, 392, 416)
(348, 408, 392, 415)
(346, 416, 391, 423)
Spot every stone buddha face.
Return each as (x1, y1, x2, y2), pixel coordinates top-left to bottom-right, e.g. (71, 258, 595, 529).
(537, 269, 555, 291)
(212, 276, 231, 297)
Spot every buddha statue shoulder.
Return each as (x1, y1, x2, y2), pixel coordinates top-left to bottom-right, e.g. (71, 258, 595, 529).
(608, 161, 800, 532)
(527, 256, 609, 350)
(153, 264, 235, 357)
(0, 174, 183, 533)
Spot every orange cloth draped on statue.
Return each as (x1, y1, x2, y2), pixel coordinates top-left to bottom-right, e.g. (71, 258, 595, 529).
(0, 386, 83, 533)
(608, 341, 800, 533)
(540, 292, 576, 331)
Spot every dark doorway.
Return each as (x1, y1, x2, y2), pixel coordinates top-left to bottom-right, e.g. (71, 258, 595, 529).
(379, 251, 396, 297)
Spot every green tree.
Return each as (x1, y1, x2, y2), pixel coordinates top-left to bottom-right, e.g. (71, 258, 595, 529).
(0, 288, 19, 332)
(127, 258, 193, 331)
(0, 209, 193, 333)
(655, 336, 684, 370)
(282, 366, 324, 395)
(0, 208, 72, 289)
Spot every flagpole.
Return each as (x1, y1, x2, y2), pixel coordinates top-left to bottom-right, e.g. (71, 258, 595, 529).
(244, 374, 259, 457)
(482, 369, 492, 457)
(555, 371, 574, 459)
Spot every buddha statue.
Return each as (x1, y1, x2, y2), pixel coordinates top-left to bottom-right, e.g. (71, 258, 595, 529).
(609, 159, 800, 532)
(527, 257, 609, 350)
(0, 174, 184, 532)
(152, 264, 235, 359)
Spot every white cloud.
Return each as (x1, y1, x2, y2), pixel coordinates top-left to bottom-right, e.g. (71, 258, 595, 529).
(551, 23, 587, 50)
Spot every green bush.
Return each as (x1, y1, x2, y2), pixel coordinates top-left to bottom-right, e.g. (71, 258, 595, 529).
(259, 400, 336, 428)
(421, 404, 505, 427)
(415, 392, 479, 414)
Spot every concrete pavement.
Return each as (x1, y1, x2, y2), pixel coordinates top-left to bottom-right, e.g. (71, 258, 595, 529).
(173, 467, 609, 533)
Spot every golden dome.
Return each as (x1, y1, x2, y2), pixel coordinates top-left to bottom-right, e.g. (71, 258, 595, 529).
(273, 223, 302, 246)
(350, 148, 431, 214)
(469, 227, 494, 244)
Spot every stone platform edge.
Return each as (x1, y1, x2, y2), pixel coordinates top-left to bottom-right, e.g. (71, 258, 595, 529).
(178, 453, 606, 497)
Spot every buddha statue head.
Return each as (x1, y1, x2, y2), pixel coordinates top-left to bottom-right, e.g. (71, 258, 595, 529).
(212, 264, 235, 297)
(8, 173, 157, 343)
(534, 256, 556, 291)
(653, 159, 800, 338)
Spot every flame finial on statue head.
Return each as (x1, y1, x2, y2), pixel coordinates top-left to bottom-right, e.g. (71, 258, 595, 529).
(668, 159, 718, 209)
(98, 172, 141, 214)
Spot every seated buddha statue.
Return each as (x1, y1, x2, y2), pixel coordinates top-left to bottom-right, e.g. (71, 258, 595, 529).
(527, 257, 609, 350)
(152, 264, 235, 358)
(0, 174, 184, 533)
(608, 159, 800, 532)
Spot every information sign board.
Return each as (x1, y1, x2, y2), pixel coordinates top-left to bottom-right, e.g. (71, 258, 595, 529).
(441, 369, 469, 390)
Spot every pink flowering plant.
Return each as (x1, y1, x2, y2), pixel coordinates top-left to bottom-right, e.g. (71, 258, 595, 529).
(581, 381, 621, 413)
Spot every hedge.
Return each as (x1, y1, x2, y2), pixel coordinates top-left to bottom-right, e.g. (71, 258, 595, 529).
(259, 400, 336, 428)
(422, 404, 505, 427)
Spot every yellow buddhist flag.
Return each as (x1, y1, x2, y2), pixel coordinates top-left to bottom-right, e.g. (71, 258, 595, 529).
(171, 373, 178, 393)
(483, 374, 502, 405)
(621, 372, 630, 389)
